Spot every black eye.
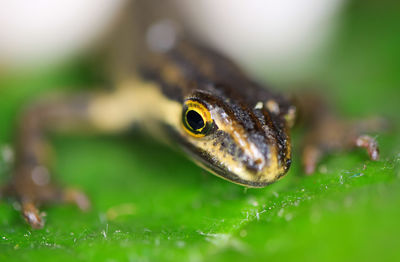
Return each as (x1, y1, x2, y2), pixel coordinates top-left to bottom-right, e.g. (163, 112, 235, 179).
(186, 110, 205, 130)
(182, 99, 213, 137)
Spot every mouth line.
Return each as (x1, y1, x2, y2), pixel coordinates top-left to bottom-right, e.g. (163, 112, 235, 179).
(163, 123, 279, 188)
(184, 145, 275, 188)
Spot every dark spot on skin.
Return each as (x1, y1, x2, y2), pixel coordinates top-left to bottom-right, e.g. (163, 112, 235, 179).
(237, 148, 244, 159)
(286, 158, 292, 168)
(227, 143, 237, 156)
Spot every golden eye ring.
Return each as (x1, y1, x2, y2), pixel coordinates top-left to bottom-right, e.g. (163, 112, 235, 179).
(182, 99, 213, 137)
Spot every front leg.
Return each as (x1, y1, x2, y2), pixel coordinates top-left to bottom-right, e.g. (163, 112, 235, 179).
(2, 88, 138, 229)
(294, 91, 387, 174)
(301, 116, 384, 174)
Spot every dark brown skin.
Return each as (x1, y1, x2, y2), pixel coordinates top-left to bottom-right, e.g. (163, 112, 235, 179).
(140, 40, 294, 186)
(1, 96, 93, 228)
(0, 40, 383, 229)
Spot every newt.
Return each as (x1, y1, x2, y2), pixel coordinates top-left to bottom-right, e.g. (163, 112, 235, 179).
(0, 18, 382, 229)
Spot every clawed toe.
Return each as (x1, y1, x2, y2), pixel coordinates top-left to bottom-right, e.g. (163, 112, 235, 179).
(63, 188, 91, 212)
(355, 135, 379, 161)
(301, 117, 382, 175)
(2, 179, 90, 229)
(302, 145, 322, 175)
(21, 202, 45, 229)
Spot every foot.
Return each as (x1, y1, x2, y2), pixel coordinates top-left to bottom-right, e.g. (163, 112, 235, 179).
(2, 164, 90, 229)
(302, 116, 385, 175)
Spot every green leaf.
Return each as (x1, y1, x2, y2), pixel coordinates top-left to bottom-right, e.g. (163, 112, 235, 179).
(1, 2, 399, 261)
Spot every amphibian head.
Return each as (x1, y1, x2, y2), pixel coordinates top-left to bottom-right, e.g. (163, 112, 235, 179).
(177, 88, 292, 187)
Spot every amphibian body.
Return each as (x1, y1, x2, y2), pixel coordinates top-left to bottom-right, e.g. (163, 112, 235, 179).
(0, 24, 381, 229)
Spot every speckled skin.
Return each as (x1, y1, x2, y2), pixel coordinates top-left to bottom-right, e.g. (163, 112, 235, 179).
(0, 39, 381, 229)
(140, 40, 293, 187)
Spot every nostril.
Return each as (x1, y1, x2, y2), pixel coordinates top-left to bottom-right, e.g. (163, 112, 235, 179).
(254, 158, 263, 165)
(253, 157, 266, 172)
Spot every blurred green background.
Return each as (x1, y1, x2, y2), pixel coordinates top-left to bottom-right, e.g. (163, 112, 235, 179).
(1, 1, 399, 261)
